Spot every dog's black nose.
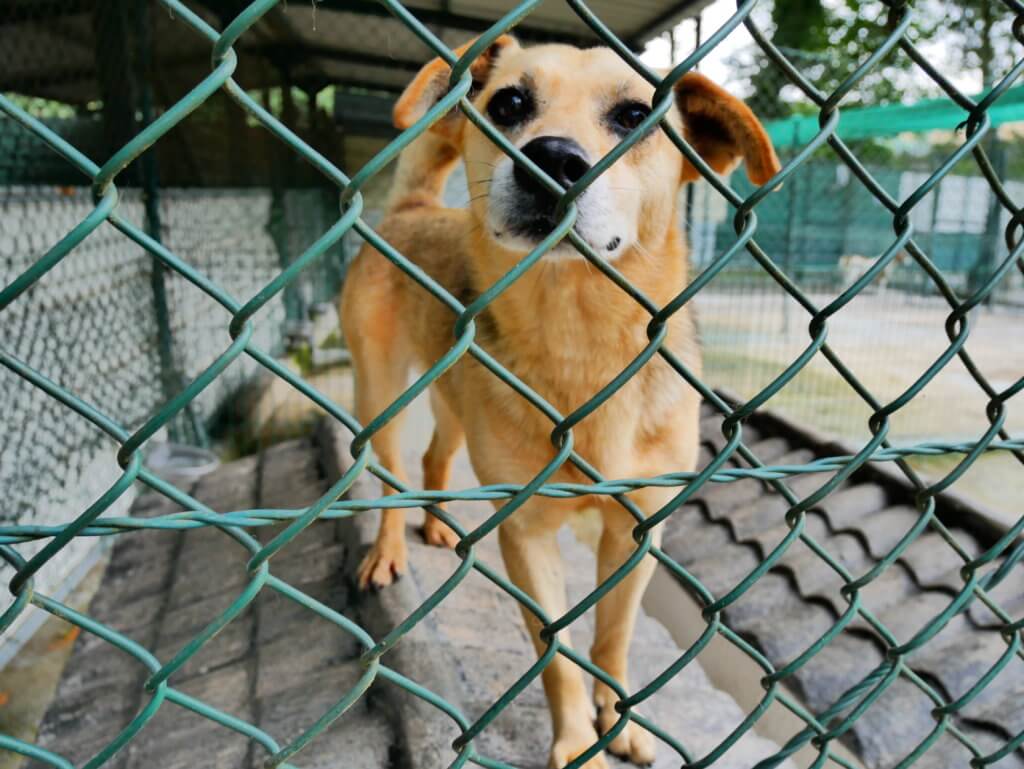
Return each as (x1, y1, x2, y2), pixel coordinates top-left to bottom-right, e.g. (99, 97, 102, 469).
(514, 136, 591, 197)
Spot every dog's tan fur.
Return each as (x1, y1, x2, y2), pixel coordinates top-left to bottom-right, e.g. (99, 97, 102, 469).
(340, 37, 779, 769)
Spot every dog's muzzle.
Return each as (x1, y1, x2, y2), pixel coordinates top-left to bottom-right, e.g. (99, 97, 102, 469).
(509, 136, 591, 239)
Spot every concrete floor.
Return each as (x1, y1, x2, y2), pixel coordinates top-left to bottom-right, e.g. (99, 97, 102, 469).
(698, 290, 1024, 527)
(0, 557, 108, 769)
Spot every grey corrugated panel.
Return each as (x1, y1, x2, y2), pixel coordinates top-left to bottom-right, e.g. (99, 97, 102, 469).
(739, 436, 796, 463)
(689, 476, 774, 515)
(783, 631, 885, 715)
(903, 729, 1024, 769)
(850, 562, 929, 620)
(961, 665, 1024, 740)
(848, 674, 951, 768)
(723, 472, 830, 539)
(703, 429, 795, 465)
(914, 627, 1020, 702)
(898, 530, 983, 589)
(877, 594, 972, 649)
(726, 568, 827, 630)
(731, 584, 840, 666)
(845, 504, 923, 558)
(662, 399, 1023, 769)
(662, 507, 734, 567)
(967, 574, 1024, 628)
(685, 451, 819, 531)
(814, 484, 892, 530)
(769, 533, 869, 613)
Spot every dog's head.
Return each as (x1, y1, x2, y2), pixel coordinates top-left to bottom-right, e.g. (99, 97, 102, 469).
(394, 37, 779, 261)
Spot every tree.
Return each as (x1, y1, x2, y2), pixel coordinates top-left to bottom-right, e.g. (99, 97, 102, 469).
(734, 0, 1018, 117)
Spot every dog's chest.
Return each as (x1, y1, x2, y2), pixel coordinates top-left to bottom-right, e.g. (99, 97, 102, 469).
(477, 325, 692, 472)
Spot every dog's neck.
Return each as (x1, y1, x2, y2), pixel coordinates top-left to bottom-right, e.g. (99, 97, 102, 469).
(465, 217, 689, 351)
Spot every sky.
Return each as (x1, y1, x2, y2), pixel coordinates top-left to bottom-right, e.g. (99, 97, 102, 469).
(639, 1, 760, 87)
(638, 0, 987, 97)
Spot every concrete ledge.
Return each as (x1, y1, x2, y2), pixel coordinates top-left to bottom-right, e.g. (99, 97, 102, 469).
(316, 413, 791, 769)
(317, 418, 466, 769)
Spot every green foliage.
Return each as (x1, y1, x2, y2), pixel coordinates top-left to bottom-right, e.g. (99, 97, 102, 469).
(735, 0, 1016, 118)
(1, 94, 79, 120)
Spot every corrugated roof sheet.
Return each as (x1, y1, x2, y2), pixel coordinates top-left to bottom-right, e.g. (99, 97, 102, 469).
(662, 402, 1024, 769)
(0, 0, 711, 104)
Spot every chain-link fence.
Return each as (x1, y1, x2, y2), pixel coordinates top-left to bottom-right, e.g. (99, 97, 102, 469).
(0, 0, 355, 634)
(2, 1, 1023, 769)
(684, 41, 1024, 446)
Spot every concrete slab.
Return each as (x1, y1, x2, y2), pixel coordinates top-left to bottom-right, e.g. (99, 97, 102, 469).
(23, 440, 395, 769)
(322, 390, 791, 769)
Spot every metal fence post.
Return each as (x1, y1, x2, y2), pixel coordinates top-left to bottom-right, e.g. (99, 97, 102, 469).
(133, 0, 207, 446)
(268, 71, 310, 347)
(968, 138, 1007, 303)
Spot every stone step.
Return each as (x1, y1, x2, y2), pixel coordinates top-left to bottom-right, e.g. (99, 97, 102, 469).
(28, 440, 394, 769)
(322, 396, 793, 769)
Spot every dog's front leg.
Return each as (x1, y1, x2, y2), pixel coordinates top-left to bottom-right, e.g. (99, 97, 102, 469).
(590, 502, 662, 766)
(499, 512, 608, 769)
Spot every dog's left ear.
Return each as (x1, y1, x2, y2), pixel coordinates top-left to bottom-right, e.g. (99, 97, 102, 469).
(674, 72, 780, 186)
(393, 35, 519, 142)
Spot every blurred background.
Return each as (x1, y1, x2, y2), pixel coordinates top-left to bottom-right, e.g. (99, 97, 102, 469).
(643, 0, 1024, 518)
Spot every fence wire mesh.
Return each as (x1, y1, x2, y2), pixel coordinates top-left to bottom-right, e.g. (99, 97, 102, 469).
(686, 50, 1024, 447)
(1, 1, 1023, 769)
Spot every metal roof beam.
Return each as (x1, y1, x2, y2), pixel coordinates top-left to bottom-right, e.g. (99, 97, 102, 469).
(253, 43, 422, 73)
(0, 0, 92, 25)
(284, 0, 600, 47)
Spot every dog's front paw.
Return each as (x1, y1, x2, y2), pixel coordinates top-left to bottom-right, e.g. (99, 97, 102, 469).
(422, 515, 459, 549)
(357, 539, 407, 590)
(596, 700, 655, 766)
(550, 727, 608, 769)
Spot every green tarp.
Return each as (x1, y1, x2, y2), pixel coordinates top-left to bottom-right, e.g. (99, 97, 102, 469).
(766, 84, 1024, 146)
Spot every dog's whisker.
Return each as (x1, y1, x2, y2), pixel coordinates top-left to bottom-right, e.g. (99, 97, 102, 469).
(634, 241, 662, 268)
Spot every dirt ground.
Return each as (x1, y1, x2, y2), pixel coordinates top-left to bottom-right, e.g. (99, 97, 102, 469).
(697, 288, 1023, 526)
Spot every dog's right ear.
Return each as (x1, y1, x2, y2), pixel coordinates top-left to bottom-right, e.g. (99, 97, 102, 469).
(674, 72, 780, 186)
(393, 35, 518, 142)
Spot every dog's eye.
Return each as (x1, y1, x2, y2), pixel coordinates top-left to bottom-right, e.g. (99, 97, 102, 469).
(609, 102, 652, 135)
(487, 86, 533, 127)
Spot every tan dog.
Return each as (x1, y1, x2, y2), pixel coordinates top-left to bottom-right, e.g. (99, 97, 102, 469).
(340, 36, 778, 769)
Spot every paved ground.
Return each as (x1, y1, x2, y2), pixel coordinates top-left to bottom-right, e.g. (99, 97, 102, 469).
(323, 394, 790, 769)
(698, 291, 1023, 442)
(0, 558, 107, 769)
(25, 438, 393, 769)
(697, 289, 1024, 529)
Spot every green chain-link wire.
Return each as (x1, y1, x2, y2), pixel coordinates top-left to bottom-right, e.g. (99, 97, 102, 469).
(1, 0, 1023, 767)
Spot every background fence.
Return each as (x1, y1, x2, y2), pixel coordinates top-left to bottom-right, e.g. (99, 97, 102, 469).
(1, 0, 1023, 768)
(0, 21, 354, 631)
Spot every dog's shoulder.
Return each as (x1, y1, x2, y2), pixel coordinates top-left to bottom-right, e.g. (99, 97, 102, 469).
(372, 205, 475, 298)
